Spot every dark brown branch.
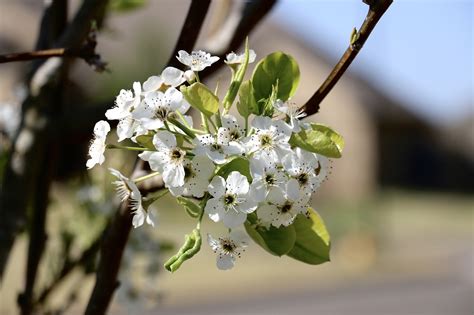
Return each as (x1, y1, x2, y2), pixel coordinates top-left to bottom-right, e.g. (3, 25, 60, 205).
(85, 1, 210, 314)
(18, 2, 68, 315)
(166, 0, 211, 69)
(302, 0, 393, 116)
(0, 0, 109, 284)
(36, 234, 102, 305)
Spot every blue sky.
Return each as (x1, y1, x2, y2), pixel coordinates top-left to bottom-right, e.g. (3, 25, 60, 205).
(271, 0, 473, 125)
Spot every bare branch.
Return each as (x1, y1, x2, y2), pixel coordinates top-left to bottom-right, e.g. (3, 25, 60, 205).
(0, 0, 110, 283)
(302, 0, 393, 116)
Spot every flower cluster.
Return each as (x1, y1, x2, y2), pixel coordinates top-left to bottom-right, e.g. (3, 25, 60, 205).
(87, 46, 339, 271)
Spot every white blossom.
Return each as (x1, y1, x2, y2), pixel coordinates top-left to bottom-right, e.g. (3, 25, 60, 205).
(246, 115, 292, 162)
(283, 148, 320, 199)
(177, 50, 219, 72)
(133, 88, 189, 131)
(205, 172, 257, 228)
(109, 168, 155, 228)
(225, 49, 256, 65)
(86, 120, 110, 169)
(257, 187, 309, 228)
(193, 130, 243, 165)
(207, 230, 249, 270)
(106, 82, 141, 121)
(146, 131, 187, 187)
(169, 156, 215, 198)
(249, 158, 286, 202)
(273, 99, 307, 132)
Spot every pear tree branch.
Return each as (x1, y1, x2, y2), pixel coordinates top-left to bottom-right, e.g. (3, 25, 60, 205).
(302, 0, 393, 116)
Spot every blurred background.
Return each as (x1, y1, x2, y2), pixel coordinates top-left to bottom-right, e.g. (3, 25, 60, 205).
(0, 0, 472, 314)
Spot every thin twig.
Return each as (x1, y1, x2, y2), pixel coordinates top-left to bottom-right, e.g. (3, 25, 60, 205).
(0, 48, 67, 63)
(301, 0, 393, 116)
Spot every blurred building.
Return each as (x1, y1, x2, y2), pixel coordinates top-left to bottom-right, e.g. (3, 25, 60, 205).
(1, 1, 472, 200)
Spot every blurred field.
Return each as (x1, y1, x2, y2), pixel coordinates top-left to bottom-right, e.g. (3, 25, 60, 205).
(2, 190, 472, 315)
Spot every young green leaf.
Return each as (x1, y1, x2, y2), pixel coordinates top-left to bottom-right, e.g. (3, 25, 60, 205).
(180, 83, 219, 117)
(164, 229, 202, 272)
(237, 80, 258, 118)
(135, 134, 155, 150)
(252, 52, 300, 103)
(244, 222, 296, 256)
(216, 157, 251, 182)
(286, 208, 330, 265)
(289, 123, 344, 158)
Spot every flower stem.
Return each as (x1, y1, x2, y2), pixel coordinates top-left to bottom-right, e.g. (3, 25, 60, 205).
(201, 112, 210, 133)
(133, 172, 161, 183)
(106, 144, 150, 151)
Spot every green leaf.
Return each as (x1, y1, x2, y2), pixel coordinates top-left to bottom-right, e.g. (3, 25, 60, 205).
(216, 157, 251, 182)
(223, 38, 251, 110)
(237, 80, 258, 118)
(176, 197, 201, 218)
(180, 83, 219, 117)
(109, 0, 146, 11)
(289, 123, 344, 158)
(135, 134, 154, 150)
(286, 208, 331, 265)
(251, 52, 300, 103)
(245, 222, 296, 256)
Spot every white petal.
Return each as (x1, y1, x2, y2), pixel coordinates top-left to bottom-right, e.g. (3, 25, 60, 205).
(238, 199, 258, 214)
(216, 255, 235, 270)
(226, 171, 249, 195)
(93, 120, 110, 138)
(204, 198, 224, 222)
(286, 178, 301, 200)
(221, 211, 247, 228)
(251, 116, 272, 130)
(208, 176, 225, 198)
(163, 165, 185, 187)
(132, 209, 145, 228)
(207, 234, 220, 251)
(143, 76, 163, 93)
(147, 152, 167, 172)
(153, 130, 176, 149)
(229, 230, 250, 246)
(257, 204, 278, 223)
(267, 186, 287, 206)
(249, 180, 267, 202)
(162, 67, 185, 87)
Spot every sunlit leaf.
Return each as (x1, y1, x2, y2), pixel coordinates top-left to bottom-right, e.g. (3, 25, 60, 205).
(181, 83, 219, 117)
(252, 52, 300, 103)
(286, 208, 330, 265)
(290, 123, 344, 158)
